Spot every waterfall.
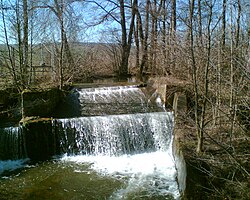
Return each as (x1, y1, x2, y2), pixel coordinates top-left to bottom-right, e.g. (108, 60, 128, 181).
(54, 85, 163, 117)
(0, 126, 29, 175)
(0, 85, 181, 199)
(0, 85, 172, 160)
(0, 126, 26, 160)
(54, 85, 180, 199)
(54, 112, 173, 156)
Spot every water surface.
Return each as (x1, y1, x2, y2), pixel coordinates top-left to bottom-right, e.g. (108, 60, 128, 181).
(0, 151, 179, 200)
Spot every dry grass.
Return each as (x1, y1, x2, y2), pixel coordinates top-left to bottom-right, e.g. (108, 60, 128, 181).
(177, 114, 250, 199)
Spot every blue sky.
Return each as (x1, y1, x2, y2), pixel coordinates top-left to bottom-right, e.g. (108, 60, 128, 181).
(0, 0, 249, 44)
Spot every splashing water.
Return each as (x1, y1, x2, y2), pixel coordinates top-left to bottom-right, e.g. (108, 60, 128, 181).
(54, 112, 173, 156)
(0, 85, 181, 199)
(0, 159, 29, 176)
(58, 111, 180, 199)
(61, 150, 179, 199)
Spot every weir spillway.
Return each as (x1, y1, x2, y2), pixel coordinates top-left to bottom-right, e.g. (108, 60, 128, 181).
(0, 85, 181, 199)
(55, 112, 173, 156)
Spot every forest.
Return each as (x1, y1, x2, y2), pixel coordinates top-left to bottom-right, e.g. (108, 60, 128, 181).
(0, 0, 249, 199)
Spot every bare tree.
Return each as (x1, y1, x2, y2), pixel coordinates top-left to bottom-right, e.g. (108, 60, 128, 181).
(0, 0, 18, 87)
(22, 0, 28, 85)
(119, 0, 137, 76)
(140, 0, 150, 75)
(188, 0, 203, 153)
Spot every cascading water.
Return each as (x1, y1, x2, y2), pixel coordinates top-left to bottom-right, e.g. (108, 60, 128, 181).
(54, 85, 163, 117)
(0, 84, 180, 199)
(54, 112, 172, 156)
(77, 86, 149, 115)
(0, 126, 26, 160)
(58, 111, 180, 199)
(0, 126, 29, 176)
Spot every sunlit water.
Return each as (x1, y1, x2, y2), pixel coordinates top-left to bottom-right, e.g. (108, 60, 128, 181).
(0, 150, 179, 200)
(55, 112, 173, 156)
(54, 85, 164, 117)
(0, 86, 180, 199)
(62, 151, 179, 199)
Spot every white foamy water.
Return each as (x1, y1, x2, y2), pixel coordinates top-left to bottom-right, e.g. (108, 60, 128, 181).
(61, 150, 180, 199)
(55, 112, 173, 156)
(77, 85, 145, 104)
(0, 158, 29, 175)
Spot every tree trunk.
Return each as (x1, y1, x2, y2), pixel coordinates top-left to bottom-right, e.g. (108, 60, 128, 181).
(136, 9, 145, 77)
(222, 0, 226, 50)
(189, 0, 203, 154)
(236, 0, 241, 48)
(229, 0, 235, 145)
(54, 0, 65, 89)
(1, 0, 18, 88)
(171, 0, 176, 70)
(134, 12, 140, 70)
(149, 0, 158, 73)
(215, 39, 222, 126)
(16, 1, 23, 86)
(119, 0, 128, 76)
(140, 0, 150, 74)
(23, 0, 29, 86)
(119, 0, 137, 77)
(197, 0, 202, 47)
(52, 0, 74, 88)
(199, 0, 213, 153)
(162, 0, 170, 75)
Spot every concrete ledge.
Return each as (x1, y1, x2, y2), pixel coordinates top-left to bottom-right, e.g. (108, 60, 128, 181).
(173, 130, 186, 197)
(21, 117, 60, 161)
